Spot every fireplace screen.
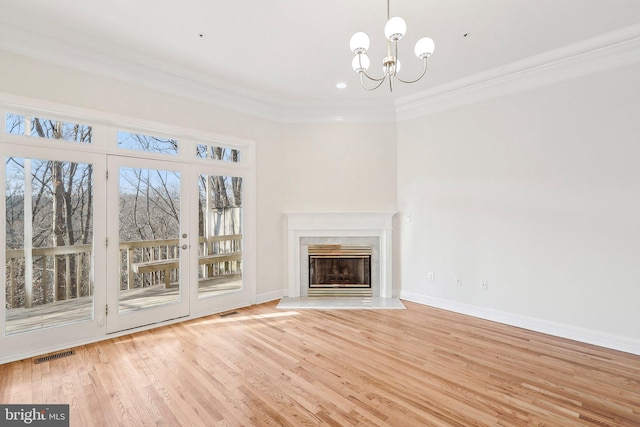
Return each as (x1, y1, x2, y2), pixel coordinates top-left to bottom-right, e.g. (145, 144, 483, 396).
(308, 244, 372, 289)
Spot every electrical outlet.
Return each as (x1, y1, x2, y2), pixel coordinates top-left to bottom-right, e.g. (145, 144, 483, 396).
(455, 277, 462, 286)
(427, 272, 435, 282)
(481, 280, 488, 290)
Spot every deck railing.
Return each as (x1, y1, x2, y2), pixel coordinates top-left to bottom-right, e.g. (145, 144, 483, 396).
(5, 234, 242, 309)
(6, 245, 93, 309)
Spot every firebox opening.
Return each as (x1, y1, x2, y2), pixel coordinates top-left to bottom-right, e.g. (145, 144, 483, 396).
(307, 244, 372, 297)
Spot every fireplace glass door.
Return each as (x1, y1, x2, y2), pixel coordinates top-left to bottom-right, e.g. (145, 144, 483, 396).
(308, 244, 372, 297)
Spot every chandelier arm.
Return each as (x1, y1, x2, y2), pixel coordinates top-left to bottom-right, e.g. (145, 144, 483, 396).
(359, 73, 387, 91)
(395, 59, 429, 84)
(361, 68, 386, 82)
(355, 53, 386, 82)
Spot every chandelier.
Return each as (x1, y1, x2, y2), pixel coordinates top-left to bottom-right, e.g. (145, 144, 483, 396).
(349, 0, 435, 92)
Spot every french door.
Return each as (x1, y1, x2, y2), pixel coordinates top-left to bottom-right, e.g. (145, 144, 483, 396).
(105, 155, 252, 333)
(105, 156, 190, 333)
(2, 129, 254, 360)
(190, 166, 251, 317)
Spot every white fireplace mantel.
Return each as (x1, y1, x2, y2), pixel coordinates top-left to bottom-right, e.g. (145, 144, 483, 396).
(284, 211, 395, 298)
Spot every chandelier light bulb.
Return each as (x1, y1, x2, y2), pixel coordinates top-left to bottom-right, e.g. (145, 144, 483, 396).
(350, 32, 370, 54)
(352, 54, 370, 72)
(414, 37, 435, 58)
(384, 17, 407, 42)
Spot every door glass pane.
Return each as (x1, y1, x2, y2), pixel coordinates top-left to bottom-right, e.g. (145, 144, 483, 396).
(118, 167, 181, 312)
(197, 175, 243, 298)
(5, 157, 94, 335)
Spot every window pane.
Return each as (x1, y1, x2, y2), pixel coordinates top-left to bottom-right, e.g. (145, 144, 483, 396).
(118, 167, 181, 312)
(5, 113, 25, 135)
(196, 144, 208, 159)
(195, 143, 241, 163)
(5, 156, 94, 335)
(197, 174, 243, 298)
(211, 146, 241, 163)
(118, 131, 178, 155)
(5, 114, 92, 143)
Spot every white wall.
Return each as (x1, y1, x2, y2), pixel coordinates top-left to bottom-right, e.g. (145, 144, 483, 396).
(397, 63, 640, 352)
(281, 123, 397, 212)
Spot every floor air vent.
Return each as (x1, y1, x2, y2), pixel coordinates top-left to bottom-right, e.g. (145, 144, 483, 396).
(34, 350, 75, 364)
(219, 310, 239, 317)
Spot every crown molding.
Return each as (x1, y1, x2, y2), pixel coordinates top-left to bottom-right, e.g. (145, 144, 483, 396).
(395, 23, 640, 121)
(0, 15, 286, 123)
(282, 101, 396, 123)
(1, 13, 639, 124)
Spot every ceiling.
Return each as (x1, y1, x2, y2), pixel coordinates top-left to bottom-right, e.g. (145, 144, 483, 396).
(1, 0, 640, 118)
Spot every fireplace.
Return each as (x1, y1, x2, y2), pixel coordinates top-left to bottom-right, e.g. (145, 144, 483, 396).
(285, 212, 394, 299)
(308, 244, 372, 297)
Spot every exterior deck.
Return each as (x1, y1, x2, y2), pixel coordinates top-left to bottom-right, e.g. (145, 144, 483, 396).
(5, 235, 242, 335)
(5, 276, 242, 335)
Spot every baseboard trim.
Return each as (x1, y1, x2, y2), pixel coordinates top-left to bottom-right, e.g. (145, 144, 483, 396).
(400, 291, 640, 356)
(256, 289, 286, 304)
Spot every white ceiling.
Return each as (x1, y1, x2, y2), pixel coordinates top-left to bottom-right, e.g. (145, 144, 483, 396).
(1, 0, 640, 119)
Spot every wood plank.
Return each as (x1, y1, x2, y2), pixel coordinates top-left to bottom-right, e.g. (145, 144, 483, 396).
(1, 301, 639, 426)
(198, 252, 242, 265)
(131, 252, 242, 274)
(131, 259, 179, 274)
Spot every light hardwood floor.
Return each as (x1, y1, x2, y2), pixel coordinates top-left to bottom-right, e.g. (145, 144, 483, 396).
(1, 300, 639, 426)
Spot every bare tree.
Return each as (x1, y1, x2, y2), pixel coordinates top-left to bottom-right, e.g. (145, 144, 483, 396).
(5, 118, 94, 307)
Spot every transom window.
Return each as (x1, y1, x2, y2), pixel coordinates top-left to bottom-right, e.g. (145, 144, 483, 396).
(196, 143, 241, 163)
(5, 113, 92, 143)
(117, 130, 178, 155)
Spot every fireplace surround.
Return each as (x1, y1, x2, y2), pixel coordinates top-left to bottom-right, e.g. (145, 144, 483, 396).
(285, 212, 394, 298)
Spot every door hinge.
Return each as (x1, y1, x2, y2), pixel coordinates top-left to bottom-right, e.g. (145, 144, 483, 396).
(106, 237, 108, 248)
(106, 304, 109, 316)
(106, 170, 109, 180)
